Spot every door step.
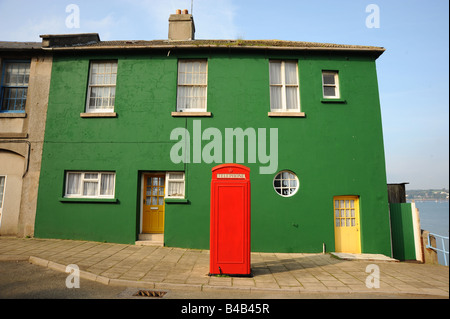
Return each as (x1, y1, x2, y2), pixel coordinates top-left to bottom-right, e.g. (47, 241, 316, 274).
(136, 233, 164, 246)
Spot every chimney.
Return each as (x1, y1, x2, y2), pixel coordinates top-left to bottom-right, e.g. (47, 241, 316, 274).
(40, 33, 100, 48)
(168, 9, 195, 41)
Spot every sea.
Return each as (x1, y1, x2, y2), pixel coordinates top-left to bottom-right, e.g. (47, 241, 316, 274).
(412, 201, 449, 266)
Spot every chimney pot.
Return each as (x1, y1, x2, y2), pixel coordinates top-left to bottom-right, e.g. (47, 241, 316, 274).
(176, 9, 181, 14)
(182, 9, 188, 14)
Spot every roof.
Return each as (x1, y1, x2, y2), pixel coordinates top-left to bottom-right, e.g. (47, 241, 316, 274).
(79, 39, 383, 49)
(0, 41, 42, 50)
(46, 38, 385, 56)
(1, 35, 385, 58)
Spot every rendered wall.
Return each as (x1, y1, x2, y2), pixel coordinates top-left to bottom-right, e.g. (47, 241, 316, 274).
(0, 54, 52, 237)
(34, 50, 391, 255)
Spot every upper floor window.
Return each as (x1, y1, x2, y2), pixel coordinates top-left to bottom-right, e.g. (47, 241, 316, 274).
(0, 61, 31, 113)
(86, 61, 117, 113)
(322, 71, 340, 99)
(177, 59, 208, 112)
(269, 60, 300, 112)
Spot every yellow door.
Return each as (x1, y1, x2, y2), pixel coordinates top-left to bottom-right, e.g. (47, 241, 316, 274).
(142, 174, 165, 233)
(334, 196, 361, 254)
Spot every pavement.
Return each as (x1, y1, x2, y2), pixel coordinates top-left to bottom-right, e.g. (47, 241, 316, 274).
(0, 237, 448, 298)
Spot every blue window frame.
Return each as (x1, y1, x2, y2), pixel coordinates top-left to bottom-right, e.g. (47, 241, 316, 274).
(0, 60, 31, 113)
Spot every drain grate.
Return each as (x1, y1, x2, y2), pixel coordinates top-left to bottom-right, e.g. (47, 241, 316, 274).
(133, 290, 167, 298)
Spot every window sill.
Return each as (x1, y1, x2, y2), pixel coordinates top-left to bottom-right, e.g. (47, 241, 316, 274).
(321, 99, 347, 104)
(268, 112, 306, 117)
(0, 133, 28, 139)
(59, 197, 119, 203)
(171, 112, 211, 117)
(165, 198, 189, 204)
(0, 113, 27, 118)
(80, 112, 117, 118)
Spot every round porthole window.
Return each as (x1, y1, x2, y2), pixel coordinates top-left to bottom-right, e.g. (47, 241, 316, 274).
(273, 170, 299, 197)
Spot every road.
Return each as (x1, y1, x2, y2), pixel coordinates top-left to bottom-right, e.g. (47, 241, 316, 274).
(1, 260, 446, 300)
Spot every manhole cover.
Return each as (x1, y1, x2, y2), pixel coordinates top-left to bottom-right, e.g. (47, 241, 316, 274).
(133, 290, 167, 298)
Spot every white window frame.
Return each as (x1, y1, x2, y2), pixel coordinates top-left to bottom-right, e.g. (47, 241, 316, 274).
(273, 170, 299, 197)
(165, 172, 185, 199)
(64, 171, 116, 199)
(269, 60, 300, 112)
(322, 71, 340, 99)
(0, 176, 6, 228)
(85, 61, 118, 113)
(0, 175, 6, 208)
(176, 59, 208, 113)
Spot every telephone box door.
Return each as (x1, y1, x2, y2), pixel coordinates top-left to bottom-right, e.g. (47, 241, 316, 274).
(210, 164, 251, 276)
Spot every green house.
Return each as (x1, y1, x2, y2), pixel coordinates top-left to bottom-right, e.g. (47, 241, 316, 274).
(34, 12, 391, 255)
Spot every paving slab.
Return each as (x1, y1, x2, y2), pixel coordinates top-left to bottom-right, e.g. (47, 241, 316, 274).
(0, 237, 448, 298)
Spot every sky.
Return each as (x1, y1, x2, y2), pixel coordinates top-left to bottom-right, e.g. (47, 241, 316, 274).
(0, 0, 448, 190)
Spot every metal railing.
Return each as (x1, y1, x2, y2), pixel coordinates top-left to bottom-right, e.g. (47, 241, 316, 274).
(426, 232, 449, 266)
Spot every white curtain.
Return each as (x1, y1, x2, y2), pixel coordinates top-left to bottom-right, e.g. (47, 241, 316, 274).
(285, 62, 298, 110)
(100, 173, 115, 196)
(177, 60, 207, 110)
(269, 61, 281, 85)
(270, 86, 281, 110)
(67, 173, 81, 195)
(83, 182, 98, 196)
(66, 172, 115, 197)
(270, 61, 299, 111)
(286, 87, 298, 110)
(168, 172, 184, 180)
(168, 181, 184, 197)
(269, 61, 283, 110)
(284, 62, 297, 85)
(88, 62, 117, 111)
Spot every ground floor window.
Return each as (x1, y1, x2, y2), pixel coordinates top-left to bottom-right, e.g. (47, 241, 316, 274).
(273, 170, 299, 197)
(0, 176, 5, 209)
(165, 172, 185, 198)
(65, 171, 115, 199)
(0, 176, 5, 226)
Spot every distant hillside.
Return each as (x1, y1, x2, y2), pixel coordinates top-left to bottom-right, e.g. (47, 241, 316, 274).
(406, 189, 449, 201)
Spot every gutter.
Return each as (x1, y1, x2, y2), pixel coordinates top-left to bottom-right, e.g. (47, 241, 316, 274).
(42, 44, 385, 52)
(42, 44, 385, 59)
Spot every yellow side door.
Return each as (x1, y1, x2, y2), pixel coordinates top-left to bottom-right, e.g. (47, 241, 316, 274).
(333, 196, 361, 254)
(142, 174, 165, 233)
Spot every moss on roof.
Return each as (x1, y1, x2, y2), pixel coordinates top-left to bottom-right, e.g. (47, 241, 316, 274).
(86, 39, 383, 50)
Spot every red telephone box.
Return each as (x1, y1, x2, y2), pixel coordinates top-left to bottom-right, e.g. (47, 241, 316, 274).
(210, 164, 251, 276)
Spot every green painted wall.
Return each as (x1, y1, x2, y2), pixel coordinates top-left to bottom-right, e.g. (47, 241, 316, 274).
(35, 49, 391, 255)
(389, 203, 416, 260)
